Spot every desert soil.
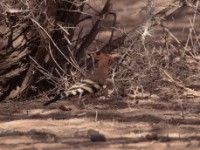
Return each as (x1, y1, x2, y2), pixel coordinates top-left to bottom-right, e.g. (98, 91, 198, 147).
(0, 0, 200, 150)
(0, 97, 200, 150)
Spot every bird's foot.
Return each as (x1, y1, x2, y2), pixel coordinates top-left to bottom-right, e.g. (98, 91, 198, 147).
(78, 98, 87, 109)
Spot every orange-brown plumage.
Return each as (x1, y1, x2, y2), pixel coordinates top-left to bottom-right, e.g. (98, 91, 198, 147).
(43, 52, 114, 106)
(90, 53, 114, 85)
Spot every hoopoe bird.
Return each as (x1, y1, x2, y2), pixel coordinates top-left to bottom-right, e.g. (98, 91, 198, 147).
(43, 52, 115, 106)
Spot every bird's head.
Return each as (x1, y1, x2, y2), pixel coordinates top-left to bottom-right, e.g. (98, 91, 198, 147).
(91, 52, 114, 67)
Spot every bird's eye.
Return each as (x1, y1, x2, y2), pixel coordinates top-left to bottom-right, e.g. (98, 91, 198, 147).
(96, 52, 100, 55)
(108, 59, 112, 64)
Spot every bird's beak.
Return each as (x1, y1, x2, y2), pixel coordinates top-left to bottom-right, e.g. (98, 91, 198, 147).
(111, 54, 132, 70)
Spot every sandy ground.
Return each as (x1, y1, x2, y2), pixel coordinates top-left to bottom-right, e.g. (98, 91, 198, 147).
(0, 0, 200, 150)
(0, 97, 200, 150)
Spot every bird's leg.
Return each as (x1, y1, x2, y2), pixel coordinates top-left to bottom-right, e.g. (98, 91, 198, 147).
(89, 93, 98, 104)
(78, 93, 86, 109)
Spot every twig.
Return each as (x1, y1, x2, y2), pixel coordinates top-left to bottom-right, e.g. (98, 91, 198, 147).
(162, 69, 200, 96)
(76, 0, 111, 63)
(30, 18, 84, 74)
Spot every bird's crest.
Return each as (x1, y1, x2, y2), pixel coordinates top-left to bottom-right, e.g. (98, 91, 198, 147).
(91, 52, 115, 66)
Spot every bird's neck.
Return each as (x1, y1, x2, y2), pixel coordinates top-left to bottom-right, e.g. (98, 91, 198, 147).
(90, 62, 109, 85)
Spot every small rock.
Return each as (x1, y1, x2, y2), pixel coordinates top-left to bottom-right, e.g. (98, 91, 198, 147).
(150, 94, 160, 100)
(90, 134, 107, 142)
(145, 133, 158, 140)
(59, 105, 72, 111)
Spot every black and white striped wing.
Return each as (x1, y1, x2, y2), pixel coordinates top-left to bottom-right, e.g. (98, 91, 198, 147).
(43, 79, 102, 106)
(65, 79, 102, 97)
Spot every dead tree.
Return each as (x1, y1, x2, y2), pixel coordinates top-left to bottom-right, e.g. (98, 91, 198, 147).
(0, 0, 113, 101)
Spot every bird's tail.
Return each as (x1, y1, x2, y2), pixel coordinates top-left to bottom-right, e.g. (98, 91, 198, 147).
(43, 96, 59, 106)
(43, 79, 102, 106)
(43, 91, 68, 106)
